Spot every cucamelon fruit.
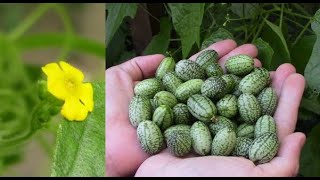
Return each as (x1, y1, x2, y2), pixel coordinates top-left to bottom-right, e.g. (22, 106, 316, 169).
(162, 72, 183, 94)
(175, 59, 206, 81)
(238, 93, 261, 124)
(225, 54, 254, 76)
(152, 105, 174, 131)
(137, 121, 164, 155)
(129, 96, 153, 128)
(249, 132, 279, 164)
(175, 79, 203, 103)
(195, 49, 219, 68)
(236, 123, 254, 138)
(254, 115, 277, 138)
(201, 76, 226, 99)
(156, 57, 176, 80)
(134, 78, 163, 98)
(209, 116, 236, 136)
(221, 74, 236, 93)
(173, 103, 192, 125)
(187, 94, 217, 123)
(211, 127, 236, 156)
(205, 62, 224, 77)
(232, 137, 253, 158)
(257, 87, 278, 116)
(216, 94, 238, 119)
(239, 67, 270, 95)
(190, 121, 212, 156)
(154, 91, 178, 108)
(164, 124, 192, 157)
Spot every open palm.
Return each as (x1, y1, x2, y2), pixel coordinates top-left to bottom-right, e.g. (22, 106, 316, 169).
(106, 39, 306, 177)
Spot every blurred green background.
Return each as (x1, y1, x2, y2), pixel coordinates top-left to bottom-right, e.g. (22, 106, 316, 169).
(0, 3, 104, 176)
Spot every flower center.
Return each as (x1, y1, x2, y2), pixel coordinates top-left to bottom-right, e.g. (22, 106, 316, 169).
(65, 78, 77, 93)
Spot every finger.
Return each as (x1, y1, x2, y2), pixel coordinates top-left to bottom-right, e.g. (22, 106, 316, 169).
(274, 73, 305, 141)
(189, 39, 237, 61)
(218, 44, 258, 69)
(118, 54, 165, 81)
(271, 63, 296, 96)
(253, 58, 262, 68)
(257, 132, 306, 177)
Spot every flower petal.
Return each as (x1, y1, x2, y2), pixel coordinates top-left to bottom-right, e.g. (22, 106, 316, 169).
(78, 83, 94, 112)
(59, 61, 84, 83)
(42, 62, 68, 100)
(47, 76, 68, 100)
(41, 62, 63, 79)
(61, 96, 88, 121)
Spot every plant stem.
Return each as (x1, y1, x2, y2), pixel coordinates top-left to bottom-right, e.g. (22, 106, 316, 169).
(279, 3, 284, 29)
(292, 19, 312, 46)
(138, 3, 160, 23)
(8, 3, 52, 41)
(252, 14, 269, 42)
(163, 3, 172, 17)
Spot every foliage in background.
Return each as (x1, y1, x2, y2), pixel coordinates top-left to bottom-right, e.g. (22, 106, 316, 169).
(106, 3, 320, 176)
(0, 3, 104, 176)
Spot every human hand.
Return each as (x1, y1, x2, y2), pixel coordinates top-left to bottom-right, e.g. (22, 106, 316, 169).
(105, 39, 239, 176)
(134, 40, 306, 177)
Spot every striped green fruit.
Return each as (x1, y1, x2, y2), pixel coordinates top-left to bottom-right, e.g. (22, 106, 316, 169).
(154, 91, 178, 108)
(173, 103, 192, 125)
(221, 74, 236, 93)
(162, 72, 182, 94)
(257, 87, 278, 116)
(225, 54, 254, 76)
(150, 99, 157, 112)
(216, 94, 238, 119)
(205, 62, 224, 77)
(232, 137, 253, 158)
(134, 78, 163, 98)
(249, 132, 279, 164)
(187, 94, 217, 123)
(201, 76, 226, 99)
(209, 116, 236, 136)
(175, 79, 203, 103)
(195, 49, 219, 68)
(236, 123, 254, 138)
(190, 121, 212, 156)
(175, 59, 206, 81)
(156, 57, 176, 80)
(137, 121, 164, 155)
(152, 105, 174, 131)
(211, 127, 236, 156)
(129, 96, 152, 128)
(164, 124, 192, 157)
(239, 67, 270, 95)
(238, 93, 261, 124)
(230, 74, 242, 97)
(254, 115, 277, 138)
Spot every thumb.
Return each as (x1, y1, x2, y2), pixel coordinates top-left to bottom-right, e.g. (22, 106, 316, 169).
(257, 132, 306, 176)
(118, 54, 165, 81)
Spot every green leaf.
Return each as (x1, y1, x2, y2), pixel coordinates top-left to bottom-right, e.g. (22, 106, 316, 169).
(261, 20, 291, 70)
(106, 3, 138, 47)
(17, 33, 105, 59)
(201, 28, 234, 50)
(143, 17, 172, 55)
(264, 19, 291, 62)
(300, 123, 320, 176)
(168, 3, 205, 58)
(51, 82, 105, 177)
(291, 35, 316, 74)
(253, 38, 274, 70)
(304, 9, 320, 92)
(230, 3, 259, 19)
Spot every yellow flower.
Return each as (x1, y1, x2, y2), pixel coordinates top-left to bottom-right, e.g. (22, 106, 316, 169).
(41, 61, 94, 121)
